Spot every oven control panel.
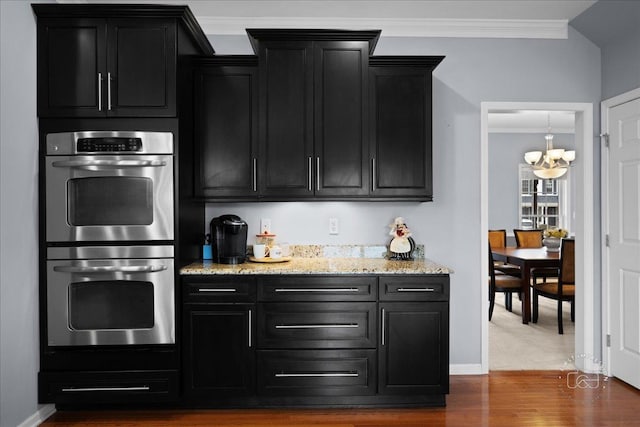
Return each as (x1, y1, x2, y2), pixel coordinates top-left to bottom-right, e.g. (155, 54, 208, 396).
(77, 137, 142, 153)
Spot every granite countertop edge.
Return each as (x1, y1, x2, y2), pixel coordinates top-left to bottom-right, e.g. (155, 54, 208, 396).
(180, 257, 453, 275)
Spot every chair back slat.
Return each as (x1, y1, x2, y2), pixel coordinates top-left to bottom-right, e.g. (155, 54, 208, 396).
(488, 229, 507, 249)
(559, 238, 575, 285)
(514, 229, 543, 248)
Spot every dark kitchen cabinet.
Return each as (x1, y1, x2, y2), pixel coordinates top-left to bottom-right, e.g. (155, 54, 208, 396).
(36, 16, 177, 117)
(182, 277, 256, 399)
(249, 31, 379, 199)
(194, 57, 259, 199)
(369, 57, 444, 201)
(378, 276, 449, 396)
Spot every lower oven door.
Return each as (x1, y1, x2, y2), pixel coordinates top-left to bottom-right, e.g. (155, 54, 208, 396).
(46, 256, 174, 346)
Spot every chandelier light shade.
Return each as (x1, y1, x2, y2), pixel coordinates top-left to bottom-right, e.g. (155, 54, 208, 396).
(524, 113, 575, 179)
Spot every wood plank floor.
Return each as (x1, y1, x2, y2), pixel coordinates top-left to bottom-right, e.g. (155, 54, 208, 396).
(41, 371, 639, 426)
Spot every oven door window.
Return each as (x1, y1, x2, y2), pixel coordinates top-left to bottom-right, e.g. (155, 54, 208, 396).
(67, 177, 153, 226)
(68, 281, 155, 330)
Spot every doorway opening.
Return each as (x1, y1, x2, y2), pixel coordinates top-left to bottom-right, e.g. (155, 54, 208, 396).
(480, 102, 596, 373)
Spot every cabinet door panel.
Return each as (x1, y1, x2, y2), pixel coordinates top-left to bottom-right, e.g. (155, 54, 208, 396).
(370, 67, 432, 199)
(379, 302, 449, 395)
(314, 41, 369, 196)
(259, 42, 314, 197)
(37, 18, 106, 117)
(183, 305, 255, 397)
(195, 65, 258, 198)
(108, 19, 176, 116)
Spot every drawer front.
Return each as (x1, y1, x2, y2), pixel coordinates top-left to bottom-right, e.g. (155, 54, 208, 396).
(257, 302, 376, 349)
(38, 370, 178, 404)
(183, 276, 256, 303)
(257, 350, 376, 396)
(379, 275, 449, 301)
(257, 276, 377, 302)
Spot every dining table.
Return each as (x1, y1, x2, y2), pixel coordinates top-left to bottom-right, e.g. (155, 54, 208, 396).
(491, 246, 560, 324)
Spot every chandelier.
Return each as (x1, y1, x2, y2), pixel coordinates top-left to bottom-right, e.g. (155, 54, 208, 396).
(523, 113, 575, 179)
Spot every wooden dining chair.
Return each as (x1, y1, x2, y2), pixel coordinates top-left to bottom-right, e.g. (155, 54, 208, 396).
(488, 229, 520, 275)
(532, 238, 575, 334)
(488, 243, 523, 320)
(513, 229, 543, 248)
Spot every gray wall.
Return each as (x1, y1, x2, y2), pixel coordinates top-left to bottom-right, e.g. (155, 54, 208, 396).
(0, 2, 41, 427)
(0, 3, 606, 425)
(488, 133, 576, 233)
(601, 26, 640, 100)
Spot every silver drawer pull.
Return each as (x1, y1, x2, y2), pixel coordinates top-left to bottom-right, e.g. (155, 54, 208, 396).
(61, 386, 150, 392)
(397, 288, 436, 292)
(275, 324, 358, 329)
(198, 288, 237, 293)
(275, 372, 358, 378)
(274, 288, 359, 293)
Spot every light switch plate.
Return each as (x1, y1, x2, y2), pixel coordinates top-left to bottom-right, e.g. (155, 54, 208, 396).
(260, 218, 271, 234)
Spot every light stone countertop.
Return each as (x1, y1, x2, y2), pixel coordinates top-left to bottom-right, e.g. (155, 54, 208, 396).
(180, 257, 452, 275)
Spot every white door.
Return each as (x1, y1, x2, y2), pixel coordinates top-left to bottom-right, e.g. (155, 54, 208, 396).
(606, 95, 640, 389)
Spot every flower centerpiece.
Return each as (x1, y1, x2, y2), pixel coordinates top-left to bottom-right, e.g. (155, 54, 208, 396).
(542, 227, 568, 252)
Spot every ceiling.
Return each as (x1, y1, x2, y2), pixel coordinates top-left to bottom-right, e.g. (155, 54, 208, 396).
(488, 111, 575, 134)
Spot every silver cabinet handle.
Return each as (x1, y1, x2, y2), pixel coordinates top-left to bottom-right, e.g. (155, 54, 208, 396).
(275, 372, 358, 378)
(53, 265, 167, 274)
(62, 386, 150, 392)
(372, 158, 376, 191)
(97, 73, 103, 112)
(275, 324, 358, 329)
(198, 288, 237, 293)
(381, 307, 386, 346)
(274, 288, 359, 293)
(397, 288, 436, 292)
(248, 308, 253, 348)
(107, 72, 112, 111)
(316, 157, 320, 191)
(308, 156, 313, 191)
(52, 160, 167, 169)
(253, 158, 257, 192)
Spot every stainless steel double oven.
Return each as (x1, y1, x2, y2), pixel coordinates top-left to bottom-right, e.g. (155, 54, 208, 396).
(44, 131, 175, 347)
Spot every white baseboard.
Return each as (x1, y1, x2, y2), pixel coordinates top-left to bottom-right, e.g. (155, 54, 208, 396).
(450, 364, 485, 375)
(17, 404, 56, 427)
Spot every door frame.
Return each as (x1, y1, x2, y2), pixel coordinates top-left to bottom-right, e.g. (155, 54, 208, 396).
(600, 87, 640, 376)
(480, 101, 595, 373)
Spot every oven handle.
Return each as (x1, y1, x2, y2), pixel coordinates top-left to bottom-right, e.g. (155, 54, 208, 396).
(51, 160, 167, 169)
(53, 265, 168, 274)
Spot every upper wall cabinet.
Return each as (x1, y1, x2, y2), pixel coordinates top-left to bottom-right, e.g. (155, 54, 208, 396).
(369, 57, 444, 201)
(247, 30, 380, 200)
(33, 4, 214, 118)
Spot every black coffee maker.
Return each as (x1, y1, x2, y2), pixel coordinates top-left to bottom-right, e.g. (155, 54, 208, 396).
(210, 214, 248, 264)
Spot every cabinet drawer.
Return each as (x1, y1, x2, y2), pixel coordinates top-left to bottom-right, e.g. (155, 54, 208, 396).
(257, 350, 376, 396)
(257, 302, 376, 348)
(38, 370, 178, 404)
(379, 276, 449, 301)
(258, 276, 377, 301)
(183, 276, 256, 303)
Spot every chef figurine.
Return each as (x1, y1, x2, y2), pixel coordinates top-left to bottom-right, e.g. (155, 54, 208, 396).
(388, 217, 416, 260)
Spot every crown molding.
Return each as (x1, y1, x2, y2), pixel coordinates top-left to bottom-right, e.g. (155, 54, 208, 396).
(198, 16, 568, 40)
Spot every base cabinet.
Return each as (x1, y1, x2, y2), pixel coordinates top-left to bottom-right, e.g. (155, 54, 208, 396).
(181, 274, 449, 407)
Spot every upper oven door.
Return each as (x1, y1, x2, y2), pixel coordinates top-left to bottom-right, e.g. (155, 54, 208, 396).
(45, 154, 174, 242)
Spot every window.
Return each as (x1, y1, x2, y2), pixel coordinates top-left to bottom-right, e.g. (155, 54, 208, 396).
(518, 164, 570, 230)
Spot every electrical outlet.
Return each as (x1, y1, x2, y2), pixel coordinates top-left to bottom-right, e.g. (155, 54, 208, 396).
(329, 218, 339, 235)
(260, 218, 271, 234)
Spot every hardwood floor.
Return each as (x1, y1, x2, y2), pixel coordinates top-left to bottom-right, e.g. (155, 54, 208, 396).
(42, 371, 639, 426)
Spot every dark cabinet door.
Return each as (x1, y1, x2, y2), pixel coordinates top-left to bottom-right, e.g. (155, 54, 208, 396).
(369, 65, 434, 200)
(183, 304, 255, 398)
(258, 41, 314, 198)
(194, 62, 258, 199)
(378, 302, 449, 395)
(314, 41, 369, 197)
(106, 19, 176, 117)
(37, 18, 107, 117)
(37, 17, 176, 117)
